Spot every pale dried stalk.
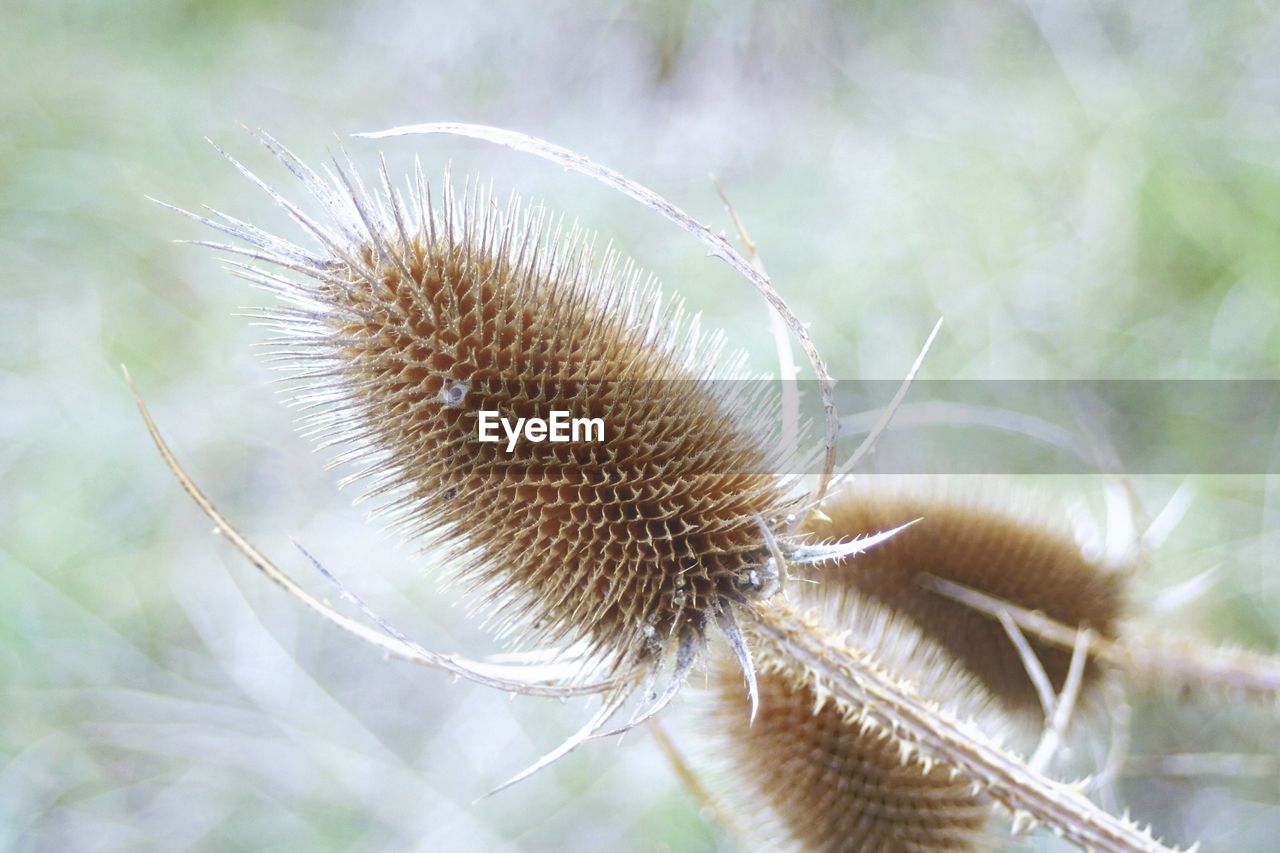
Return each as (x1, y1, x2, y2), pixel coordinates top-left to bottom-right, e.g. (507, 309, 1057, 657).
(748, 599, 1172, 853)
(927, 576, 1280, 702)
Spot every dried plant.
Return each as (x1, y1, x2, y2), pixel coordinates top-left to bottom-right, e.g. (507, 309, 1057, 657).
(132, 122, 1280, 851)
(141, 128, 905, 786)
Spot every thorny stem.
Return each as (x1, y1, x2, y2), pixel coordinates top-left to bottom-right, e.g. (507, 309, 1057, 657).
(748, 599, 1174, 853)
(926, 576, 1280, 702)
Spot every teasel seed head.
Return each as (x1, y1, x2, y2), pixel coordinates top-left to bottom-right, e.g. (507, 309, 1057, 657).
(174, 133, 811, 686)
(802, 479, 1128, 715)
(699, 591, 1009, 852)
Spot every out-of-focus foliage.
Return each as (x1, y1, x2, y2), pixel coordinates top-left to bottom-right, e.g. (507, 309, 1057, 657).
(3, 1, 1279, 850)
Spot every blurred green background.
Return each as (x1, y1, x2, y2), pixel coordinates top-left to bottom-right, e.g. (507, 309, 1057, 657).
(4, 1, 1280, 849)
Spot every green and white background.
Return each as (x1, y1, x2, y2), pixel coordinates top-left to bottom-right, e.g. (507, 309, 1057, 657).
(4, 1, 1280, 849)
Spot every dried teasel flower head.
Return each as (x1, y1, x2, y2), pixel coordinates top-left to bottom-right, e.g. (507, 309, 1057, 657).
(161, 133, 851, 701)
(801, 478, 1128, 715)
(697, 591, 1010, 852)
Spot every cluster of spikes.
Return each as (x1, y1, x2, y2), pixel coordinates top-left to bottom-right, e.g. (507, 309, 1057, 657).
(135, 124, 1280, 850)
(152, 130, 908, 763)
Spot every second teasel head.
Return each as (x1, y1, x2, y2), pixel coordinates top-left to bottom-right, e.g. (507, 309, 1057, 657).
(171, 133, 812, 686)
(801, 477, 1129, 716)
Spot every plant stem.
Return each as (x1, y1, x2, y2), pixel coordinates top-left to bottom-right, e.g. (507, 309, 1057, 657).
(749, 599, 1173, 853)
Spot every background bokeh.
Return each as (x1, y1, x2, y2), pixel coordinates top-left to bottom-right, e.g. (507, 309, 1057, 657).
(4, 1, 1280, 849)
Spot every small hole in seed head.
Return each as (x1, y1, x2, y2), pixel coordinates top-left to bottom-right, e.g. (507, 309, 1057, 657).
(439, 380, 469, 407)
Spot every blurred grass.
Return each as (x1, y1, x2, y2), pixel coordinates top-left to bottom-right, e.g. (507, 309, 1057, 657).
(3, 1, 1280, 849)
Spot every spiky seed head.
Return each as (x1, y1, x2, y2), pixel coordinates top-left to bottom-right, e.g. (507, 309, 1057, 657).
(186, 137, 801, 679)
(802, 479, 1127, 714)
(700, 593, 1007, 852)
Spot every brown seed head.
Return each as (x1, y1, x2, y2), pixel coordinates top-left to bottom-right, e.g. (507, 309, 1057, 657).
(802, 479, 1127, 714)
(187, 138, 802, 678)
